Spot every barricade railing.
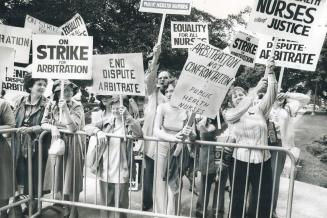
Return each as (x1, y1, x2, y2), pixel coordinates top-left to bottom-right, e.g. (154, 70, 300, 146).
(0, 128, 34, 217)
(1, 128, 296, 218)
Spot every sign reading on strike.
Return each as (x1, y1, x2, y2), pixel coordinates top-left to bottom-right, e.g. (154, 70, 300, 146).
(248, 0, 327, 41)
(139, 0, 192, 15)
(171, 21, 209, 49)
(32, 34, 93, 80)
(255, 28, 326, 71)
(229, 31, 259, 67)
(92, 53, 145, 96)
(171, 41, 242, 118)
(60, 13, 88, 36)
(24, 15, 61, 35)
(0, 24, 32, 64)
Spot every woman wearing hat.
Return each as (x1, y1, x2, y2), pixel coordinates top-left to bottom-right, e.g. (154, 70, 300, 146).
(0, 87, 15, 218)
(41, 80, 85, 218)
(11, 73, 48, 214)
(84, 94, 142, 218)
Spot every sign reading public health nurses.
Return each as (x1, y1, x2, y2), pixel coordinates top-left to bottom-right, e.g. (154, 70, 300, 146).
(171, 40, 242, 118)
(248, 0, 327, 41)
(92, 53, 145, 96)
(0, 24, 32, 64)
(229, 31, 259, 67)
(171, 21, 209, 49)
(24, 15, 61, 35)
(32, 34, 93, 80)
(139, 0, 192, 15)
(255, 27, 327, 71)
(60, 13, 88, 36)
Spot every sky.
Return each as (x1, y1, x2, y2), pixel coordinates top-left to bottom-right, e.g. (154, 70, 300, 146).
(193, 0, 255, 18)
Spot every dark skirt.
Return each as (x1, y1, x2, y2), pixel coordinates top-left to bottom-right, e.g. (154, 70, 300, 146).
(0, 136, 13, 200)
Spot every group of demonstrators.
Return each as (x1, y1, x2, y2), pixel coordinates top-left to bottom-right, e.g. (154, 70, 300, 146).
(1, 0, 320, 217)
(0, 37, 310, 218)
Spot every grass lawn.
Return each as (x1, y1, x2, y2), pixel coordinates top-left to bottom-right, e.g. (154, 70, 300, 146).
(294, 114, 327, 188)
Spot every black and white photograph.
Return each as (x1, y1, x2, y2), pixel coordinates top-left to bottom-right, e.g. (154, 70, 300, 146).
(0, 0, 327, 218)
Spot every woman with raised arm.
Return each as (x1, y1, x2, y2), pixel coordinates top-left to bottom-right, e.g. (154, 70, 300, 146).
(224, 57, 277, 218)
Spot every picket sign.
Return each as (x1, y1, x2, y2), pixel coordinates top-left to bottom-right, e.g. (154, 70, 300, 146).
(278, 67, 285, 91)
(158, 14, 167, 44)
(120, 95, 127, 141)
(59, 80, 65, 122)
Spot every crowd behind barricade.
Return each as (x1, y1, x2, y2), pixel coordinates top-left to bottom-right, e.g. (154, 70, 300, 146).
(0, 43, 309, 218)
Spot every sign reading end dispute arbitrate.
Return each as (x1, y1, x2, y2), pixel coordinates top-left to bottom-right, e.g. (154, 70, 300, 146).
(32, 34, 93, 80)
(92, 53, 145, 96)
(139, 0, 192, 15)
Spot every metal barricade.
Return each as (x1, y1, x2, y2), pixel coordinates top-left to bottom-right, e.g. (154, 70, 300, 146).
(27, 129, 296, 218)
(0, 128, 34, 217)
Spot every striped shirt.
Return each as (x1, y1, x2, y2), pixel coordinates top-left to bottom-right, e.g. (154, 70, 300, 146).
(224, 74, 277, 163)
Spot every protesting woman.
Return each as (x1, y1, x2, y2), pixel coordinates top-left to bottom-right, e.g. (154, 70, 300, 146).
(0, 92, 15, 218)
(268, 91, 310, 217)
(84, 95, 143, 218)
(224, 57, 277, 218)
(153, 79, 194, 215)
(12, 73, 48, 214)
(41, 80, 85, 218)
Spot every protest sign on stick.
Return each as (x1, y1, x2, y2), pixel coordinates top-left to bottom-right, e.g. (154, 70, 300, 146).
(139, 0, 192, 15)
(25, 15, 61, 35)
(0, 47, 15, 95)
(255, 26, 326, 72)
(60, 13, 88, 36)
(92, 53, 145, 96)
(229, 31, 259, 67)
(171, 41, 242, 118)
(248, 0, 327, 41)
(32, 34, 93, 80)
(0, 24, 32, 64)
(171, 21, 209, 49)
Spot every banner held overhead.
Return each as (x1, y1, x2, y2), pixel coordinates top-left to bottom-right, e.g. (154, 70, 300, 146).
(32, 34, 93, 80)
(24, 15, 61, 35)
(139, 0, 192, 15)
(229, 31, 259, 67)
(171, 21, 209, 49)
(171, 40, 242, 118)
(0, 24, 32, 64)
(93, 53, 145, 96)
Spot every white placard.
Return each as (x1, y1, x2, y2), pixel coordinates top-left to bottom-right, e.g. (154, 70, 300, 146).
(139, 0, 192, 15)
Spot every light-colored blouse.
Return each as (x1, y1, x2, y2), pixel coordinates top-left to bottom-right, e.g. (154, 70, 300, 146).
(224, 74, 277, 163)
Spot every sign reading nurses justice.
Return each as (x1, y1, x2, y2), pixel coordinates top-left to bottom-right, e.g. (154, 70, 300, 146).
(248, 0, 327, 41)
(32, 34, 93, 80)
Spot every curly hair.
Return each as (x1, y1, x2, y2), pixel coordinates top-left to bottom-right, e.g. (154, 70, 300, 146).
(23, 73, 47, 93)
(224, 86, 247, 108)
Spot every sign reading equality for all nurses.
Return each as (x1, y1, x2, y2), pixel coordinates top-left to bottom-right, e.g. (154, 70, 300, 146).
(0, 24, 32, 64)
(32, 34, 93, 80)
(60, 13, 88, 36)
(24, 15, 61, 35)
(92, 53, 145, 96)
(255, 27, 327, 71)
(229, 31, 259, 67)
(248, 0, 327, 41)
(171, 21, 209, 49)
(139, 0, 192, 15)
(171, 41, 242, 118)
